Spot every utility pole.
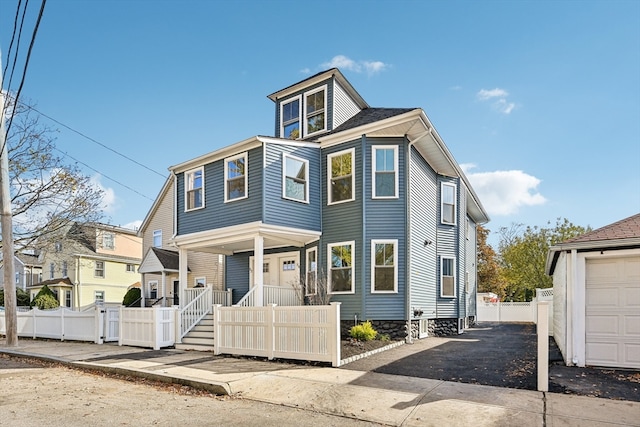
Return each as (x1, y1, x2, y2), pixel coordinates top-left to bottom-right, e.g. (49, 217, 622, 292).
(0, 50, 18, 346)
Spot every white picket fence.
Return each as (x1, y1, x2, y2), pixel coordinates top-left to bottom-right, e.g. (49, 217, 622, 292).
(0, 307, 103, 343)
(119, 307, 175, 350)
(213, 302, 341, 366)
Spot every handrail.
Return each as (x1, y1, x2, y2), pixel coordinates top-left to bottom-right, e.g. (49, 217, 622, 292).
(179, 286, 212, 340)
(235, 285, 302, 307)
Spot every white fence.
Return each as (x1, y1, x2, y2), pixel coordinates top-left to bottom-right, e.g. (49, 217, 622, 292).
(0, 307, 103, 343)
(214, 302, 341, 366)
(236, 286, 302, 307)
(476, 288, 554, 335)
(119, 307, 175, 350)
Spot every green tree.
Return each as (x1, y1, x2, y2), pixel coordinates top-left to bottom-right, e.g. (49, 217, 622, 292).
(476, 225, 507, 299)
(498, 218, 591, 301)
(0, 288, 31, 306)
(122, 287, 141, 307)
(30, 284, 59, 309)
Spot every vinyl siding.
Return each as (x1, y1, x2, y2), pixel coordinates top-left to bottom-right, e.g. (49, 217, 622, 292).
(142, 180, 174, 257)
(321, 139, 363, 320)
(332, 80, 362, 129)
(364, 138, 406, 320)
(263, 142, 321, 231)
(436, 176, 460, 318)
(552, 252, 568, 362)
(176, 147, 263, 236)
(226, 253, 250, 305)
(465, 216, 478, 317)
(408, 147, 438, 319)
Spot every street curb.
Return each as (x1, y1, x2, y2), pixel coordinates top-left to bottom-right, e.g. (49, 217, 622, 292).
(340, 340, 405, 366)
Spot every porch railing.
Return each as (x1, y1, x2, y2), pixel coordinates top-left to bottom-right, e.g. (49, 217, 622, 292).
(235, 285, 302, 307)
(212, 289, 233, 306)
(178, 286, 212, 341)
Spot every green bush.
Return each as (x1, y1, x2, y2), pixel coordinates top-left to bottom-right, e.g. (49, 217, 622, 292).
(122, 287, 141, 307)
(350, 321, 378, 341)
(32, 293, 59, 310)
(16, 288, 31, 306)
(30, 285, 59, 309)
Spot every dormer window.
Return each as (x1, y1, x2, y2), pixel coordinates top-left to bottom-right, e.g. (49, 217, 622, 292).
(279, 85, 327, 139)
(305, 87, 326, 136)
(281, 96, 301, 139)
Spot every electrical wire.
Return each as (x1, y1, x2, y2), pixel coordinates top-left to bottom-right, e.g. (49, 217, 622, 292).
(2, 0, 27, 96)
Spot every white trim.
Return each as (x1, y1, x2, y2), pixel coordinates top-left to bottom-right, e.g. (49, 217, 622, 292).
(153, 229, 162, 248)
(194, 276, 206, 287)
(440, 256, 456, 298)
(282, 153, 309, 203)
(328, 240, 355, 295)
(224, 152, 248, 203)
(327, 148, 355, 205)
(148, 280, 158, 299)
(280, 95, 302, 140)
(371, 239, 398, 294)
(304, 85, 327, 138)
(184, 166, 205, 212)
(372, 145, 399, 199)
(441, 182, 457, 225)
(305, 246, 318, 296)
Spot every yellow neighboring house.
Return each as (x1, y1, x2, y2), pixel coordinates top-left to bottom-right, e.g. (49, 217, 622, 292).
(29, 223, 142, 308)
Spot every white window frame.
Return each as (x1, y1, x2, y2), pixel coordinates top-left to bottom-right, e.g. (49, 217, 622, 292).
(440, 256, 456, 298)
(305, 247, 317, 296)
(185, 167, 205, 211)
(94, 290, 105, 304)
(194, 277, 206, 287)
(102, 232, 115, 250)
(95, 261, 105, 278)
(304, 86, 327, 137)
(371, 239, 398, 294)
(148, 280, 158, 299)
(327, 148, 355, 205)
(327, 241, 355, 295)
(372, 146, 399, 199)
(280, 95, 302, 139)
(126, 264, 135, 272)
(62, 261, 68, 277)
(441, 182, 457, 225)
(65, 290, 72, 308)
(153, 229, 162, 247)
(224, 152, 248, 203)
(282, 153, 309, 203)
(49, 262, 55, 279)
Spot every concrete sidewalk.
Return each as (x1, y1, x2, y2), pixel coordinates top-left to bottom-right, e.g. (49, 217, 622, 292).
(1, 339, 638, 427)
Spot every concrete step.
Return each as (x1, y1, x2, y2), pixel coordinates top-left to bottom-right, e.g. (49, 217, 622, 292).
(185, 330, 214, 339)
(181, 336, 215, 347)
(175, 342, 214, 352)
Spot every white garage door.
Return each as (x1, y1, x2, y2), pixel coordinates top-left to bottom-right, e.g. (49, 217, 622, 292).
(585, 256, 640, 368)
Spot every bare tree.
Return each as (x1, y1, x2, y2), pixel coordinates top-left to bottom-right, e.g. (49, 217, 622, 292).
(5, 96, 105, 252)
(290, 267, 332, 305)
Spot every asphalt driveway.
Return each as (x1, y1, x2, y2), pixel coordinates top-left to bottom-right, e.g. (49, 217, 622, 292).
(342, 322, 639, 401)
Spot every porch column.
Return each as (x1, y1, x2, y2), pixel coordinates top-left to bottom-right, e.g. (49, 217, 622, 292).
(254, 236, 264, 306)
(161, 271, 167, 307)
(141, 273, 146, 307)
(179, 247, 188, 308)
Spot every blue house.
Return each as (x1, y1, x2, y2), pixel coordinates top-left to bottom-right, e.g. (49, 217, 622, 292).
(160, 68, 488, 339)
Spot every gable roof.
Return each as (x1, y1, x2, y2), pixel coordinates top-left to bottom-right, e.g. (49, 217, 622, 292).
(320, 108, 416, 138)
(546, 213, 640, 274)
(138, 247, 189, 274)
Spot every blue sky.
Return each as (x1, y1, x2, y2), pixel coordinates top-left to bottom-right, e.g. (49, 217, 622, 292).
(1, 0, 639, 247)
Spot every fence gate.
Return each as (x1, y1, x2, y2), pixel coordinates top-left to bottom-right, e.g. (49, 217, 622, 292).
(104, 307, 120, 342)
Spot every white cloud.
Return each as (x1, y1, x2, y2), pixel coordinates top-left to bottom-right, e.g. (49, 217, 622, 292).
(477, 88, 517, 114)
(122, 220, 142, 231)
(461, 164, 546, 216)
(320, 55, 389, 75)
(91, 175, 117, 213)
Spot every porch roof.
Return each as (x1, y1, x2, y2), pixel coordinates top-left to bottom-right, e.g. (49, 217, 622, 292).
(139, 247, 190, 274)
(172, 222, 321, 254)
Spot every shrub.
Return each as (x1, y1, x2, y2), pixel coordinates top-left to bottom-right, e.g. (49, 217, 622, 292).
(122, 287, 141, 307)
(30, 285, 58, 308)
(16, 288, 31, 306)
(32, 293, 59, 310)
(350, 321, 378, 341)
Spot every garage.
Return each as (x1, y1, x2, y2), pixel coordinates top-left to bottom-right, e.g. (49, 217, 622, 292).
(546, 213, 640, 369)
(585, 256, 640, 369)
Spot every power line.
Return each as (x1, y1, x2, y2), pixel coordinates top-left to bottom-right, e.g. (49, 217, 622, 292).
(23, 103, 166, 178)
(53, 147, 155, 202)
(3, 0, 46, 152)
(2, 0, 27, 95)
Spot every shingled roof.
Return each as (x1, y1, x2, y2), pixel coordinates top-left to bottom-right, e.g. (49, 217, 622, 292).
(313, 107, 416, 139)
(562, 213, 640, 244)
(151, 247, 181, 270)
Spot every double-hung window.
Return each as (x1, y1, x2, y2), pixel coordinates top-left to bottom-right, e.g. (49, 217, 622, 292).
(283, 154, 308, 202)
(371, 240, 397, 293)
(305, 87, 326, 136)
(441, 182, 457, 225)
(103, 232, 115, 250)
(305, 247, 317, 296)
(49, 262, 55, 279)
(95, 261, 105, 278)
(94, 291, 105, 304)
(440, 256, 456, 298)
(328, 241, 354, 294)
(225, 152, 247, 202)
(62, 261, 68, 277)
(328, 148, 354, 205)
(372, 146, 398, 198)
(281, 96, 301, 139)
(185, 167, 204, 211)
